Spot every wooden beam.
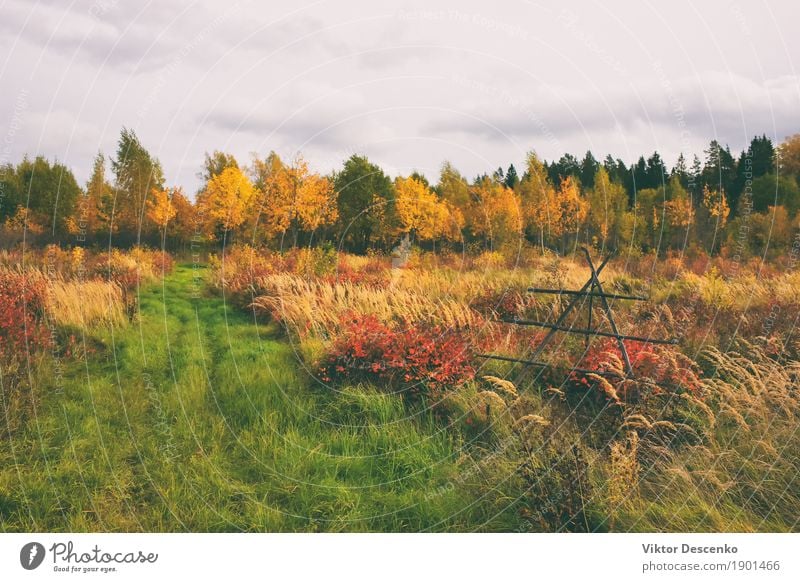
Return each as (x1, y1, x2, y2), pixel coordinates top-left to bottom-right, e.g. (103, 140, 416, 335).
(500, 318, 678, 345)
(527, 288, 647, 301)
(527, 252, 615, 363)
(581, 247, 633, 375)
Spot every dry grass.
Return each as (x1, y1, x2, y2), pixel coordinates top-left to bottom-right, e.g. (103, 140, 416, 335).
(248, 250, 624, 341)
(46, 279, 127, 328)
(609, 341, 800, 530)
(252, 273, 483, 338)
(0, 264, 128, 331)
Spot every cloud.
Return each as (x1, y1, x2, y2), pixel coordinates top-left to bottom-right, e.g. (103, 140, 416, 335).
(421, 72, 800, 156)
(0, 0, 798, 192)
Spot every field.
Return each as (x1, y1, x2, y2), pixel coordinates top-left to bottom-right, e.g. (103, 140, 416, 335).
(2, 244, 798, 532)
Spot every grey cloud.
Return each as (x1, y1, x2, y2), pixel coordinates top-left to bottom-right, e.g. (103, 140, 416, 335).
(421, 72, 800, 161)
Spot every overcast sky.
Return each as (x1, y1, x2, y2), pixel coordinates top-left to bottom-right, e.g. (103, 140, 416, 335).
(1, 0, 798, 193)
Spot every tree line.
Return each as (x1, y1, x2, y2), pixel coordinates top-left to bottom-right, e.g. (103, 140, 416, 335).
(1, 127, 799, 257)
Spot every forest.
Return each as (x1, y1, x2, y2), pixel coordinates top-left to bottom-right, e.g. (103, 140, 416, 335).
(2, 128, 799, 261)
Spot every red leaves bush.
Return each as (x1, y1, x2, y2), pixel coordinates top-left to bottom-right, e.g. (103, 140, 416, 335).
(572, 338, 701, 403)
(0, 270, 51, 360)
(319, 314, 476, 398)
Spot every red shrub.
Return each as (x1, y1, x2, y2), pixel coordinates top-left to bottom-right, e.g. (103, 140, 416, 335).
(0, 270, 52, 359)
(319, 314, 476, 398)
(572, 338, 701, 402)
(152, 250, 174, 275)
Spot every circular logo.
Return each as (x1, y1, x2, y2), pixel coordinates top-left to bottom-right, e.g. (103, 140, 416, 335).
(20, 542, 46, 570)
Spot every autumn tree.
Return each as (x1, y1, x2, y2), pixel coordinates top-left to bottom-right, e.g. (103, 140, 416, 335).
(81, 152, 115, 238)
(166, 188, 196, 247)
(749, 205, 793, 256)
(295, 172, 338, 235)
(552, 175, 588, 253)
(696, 185, 730, 252)
(633, 187, 665, 251)
(465, 176, 523, 247)
(664, 176, 694, 248)
(146, 187, 178, 232)
(702, 185, 730, 227)
(518, 152, 558, 251)
(394, 175, 459, 243)
(586, 167, 627, 248)
(196, 166, 256, 241)
(252, 153, 338, 246)
(778, 134, 800, 176)
(251, 151, 290, 241)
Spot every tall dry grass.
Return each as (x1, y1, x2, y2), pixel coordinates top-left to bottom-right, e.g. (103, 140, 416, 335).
(611, 341, 800, 530)
(251, 273, 483, 338)
(247, 249, 624, 340)
(47, 279, 127, 328)
(0, 265, 128, 331)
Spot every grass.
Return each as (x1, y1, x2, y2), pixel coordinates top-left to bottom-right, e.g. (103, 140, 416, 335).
(0, 264, 520, 532)
(3, 250, 799, 533)
(46, 279, 127, 328)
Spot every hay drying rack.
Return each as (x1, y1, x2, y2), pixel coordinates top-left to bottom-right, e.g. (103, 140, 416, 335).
(478, 247, 677, 380)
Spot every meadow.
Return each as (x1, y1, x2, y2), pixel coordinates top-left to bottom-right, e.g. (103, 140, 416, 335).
(2, 243, 797, 532)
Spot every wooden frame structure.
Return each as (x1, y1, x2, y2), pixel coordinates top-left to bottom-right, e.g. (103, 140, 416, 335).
(479, 247, 676, 379)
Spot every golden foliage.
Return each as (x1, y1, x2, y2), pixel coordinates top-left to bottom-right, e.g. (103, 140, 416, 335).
(702, 185, 730, 227)
(296, 172, 338, 231)
(778, 133, 800, 175)
(395, 176, 459, 241)
(466, 177, 523, 244)
(665, 194, 694, 228)
(197, 166, 256, 235)
(518, 152, 558, 246)
(146, 187, 178, 230)
(255, 153, 338, 239)
(586, 168, 627, 243)
(553, 176, 588, 236)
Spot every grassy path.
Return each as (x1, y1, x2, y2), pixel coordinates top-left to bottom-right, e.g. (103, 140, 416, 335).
(0, 265, 516, 531)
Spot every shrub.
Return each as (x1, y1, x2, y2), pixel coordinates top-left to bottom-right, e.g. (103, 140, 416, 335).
(473, 251, 506, 270)
(0, 269, 51, 360)
(319, 314, 476, 399)
(284, 246, 337, 278)
(572, 338, 701, 403)
(95, 247, 174, 313)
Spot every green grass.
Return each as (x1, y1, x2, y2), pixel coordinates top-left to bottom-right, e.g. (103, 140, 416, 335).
(5, 264, 797, 533)
(0, 265, 520, 532)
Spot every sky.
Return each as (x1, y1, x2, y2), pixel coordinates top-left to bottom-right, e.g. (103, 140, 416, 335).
(1, 0, 798, 194)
